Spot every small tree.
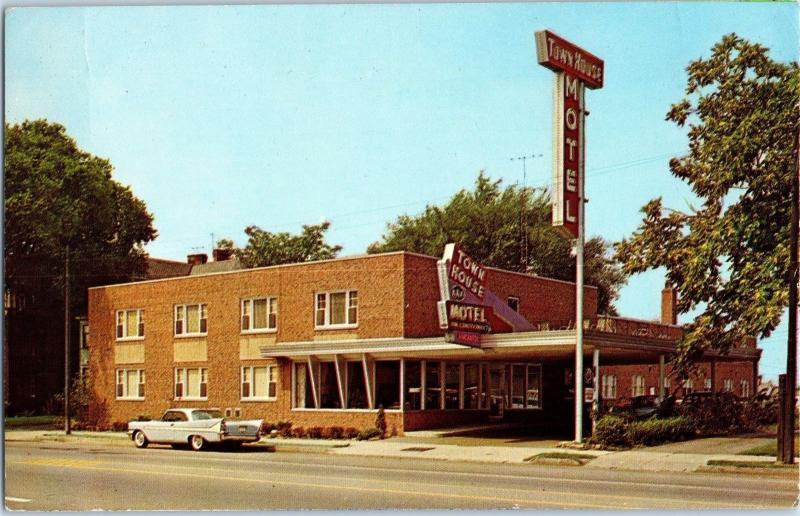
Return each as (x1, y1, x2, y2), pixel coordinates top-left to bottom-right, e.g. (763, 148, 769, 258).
(217, 222, 341, 268)
(375, 405, 387, 439)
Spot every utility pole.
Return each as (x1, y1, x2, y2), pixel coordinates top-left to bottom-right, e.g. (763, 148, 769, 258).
(510, 154, 542, 270)
(64, 244, 71, 435)
(782, 123, 798, 465)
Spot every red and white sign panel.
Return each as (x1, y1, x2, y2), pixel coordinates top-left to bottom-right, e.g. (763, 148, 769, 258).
(445, 331, 482, 348)
(535, 30, 604, 90)
(551, 72, 584, 239)
(442, 301, 492, 333)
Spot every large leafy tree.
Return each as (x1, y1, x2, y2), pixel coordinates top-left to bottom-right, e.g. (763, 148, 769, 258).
(368, 171, 626, 314)
(615, 34, 799, 373)
(218, 222, 342, 268)
(4, 119, 157, 309)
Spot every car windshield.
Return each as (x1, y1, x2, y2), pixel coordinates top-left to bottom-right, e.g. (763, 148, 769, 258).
(192, 410, 223, 420)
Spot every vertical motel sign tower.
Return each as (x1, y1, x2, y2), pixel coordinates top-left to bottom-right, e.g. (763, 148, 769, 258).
(536, 30, 604, 443)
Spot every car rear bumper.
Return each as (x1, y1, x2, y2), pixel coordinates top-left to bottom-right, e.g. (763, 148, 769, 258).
(220, 434, 261, 443)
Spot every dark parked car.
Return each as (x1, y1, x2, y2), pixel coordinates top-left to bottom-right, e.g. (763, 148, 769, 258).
(609, 395, 675, 420)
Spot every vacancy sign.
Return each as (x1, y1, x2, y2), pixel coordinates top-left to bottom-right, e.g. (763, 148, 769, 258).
(535, 30, 604, 239)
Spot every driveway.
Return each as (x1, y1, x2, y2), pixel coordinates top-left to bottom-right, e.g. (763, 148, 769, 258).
(636, 434, 775, 455)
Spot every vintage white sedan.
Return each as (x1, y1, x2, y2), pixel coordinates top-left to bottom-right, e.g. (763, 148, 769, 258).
(128, 408, 262, 451)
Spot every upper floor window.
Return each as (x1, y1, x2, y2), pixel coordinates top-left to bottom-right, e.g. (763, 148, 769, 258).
(704, 378, 712, 391)
(175, 303, 207, 336)
(241, 298, 277, 333)
(631, 375, 645, 397)
(683, 378, 694, 394)
(116, 368, 145, 399)
(116, 309, 144, 340)
(507, 296, 520, 313)
(315, 290, 358, 328)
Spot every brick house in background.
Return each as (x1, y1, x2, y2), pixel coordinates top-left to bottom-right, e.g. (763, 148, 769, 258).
(86, 250, 760, 436)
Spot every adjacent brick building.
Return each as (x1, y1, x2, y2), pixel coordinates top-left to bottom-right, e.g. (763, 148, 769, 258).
(87, 250, 760, 436)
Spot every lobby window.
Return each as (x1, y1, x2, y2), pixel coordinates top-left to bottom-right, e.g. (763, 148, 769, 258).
(116, 369, 144, 399)
(346, 361, 369, 409)
(424, 361, 442, 410)
(740, 380, 750, 398)
(315, 291, 358, 328)
(319, 362, 341, 408)
(175, 304, 207, 336)
(404, 360, 422, 410)
(116, 309, 144, 340)
(175, 367, 207, 400)
(241, 365, 277, 400)
(683, 378, 694, 394)
(241, 298, 277, 332)
(463, 363, 481, 409)
(509, 364, 541, 409)
(510, 365, 526, 408)
(444, 363, 460, 409)
(375, 361, 401, 410)
(507, 296, 520, 313)
(723, 378, 733, 392)
(293, 363, 315, 408)
(526, 365, 542, 408)
(631, 375, 645, 397)
(602, 374, 617, 399)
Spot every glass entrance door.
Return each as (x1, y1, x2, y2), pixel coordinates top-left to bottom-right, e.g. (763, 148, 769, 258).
(488, 364, 506, 419)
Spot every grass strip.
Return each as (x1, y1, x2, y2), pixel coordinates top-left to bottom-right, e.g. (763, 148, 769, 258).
(707, 459, 797, 469)
(5, 415, 57, 428)
(525, 452, 597, 465)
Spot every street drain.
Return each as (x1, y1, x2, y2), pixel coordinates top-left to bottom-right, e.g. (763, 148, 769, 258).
(401, 446, 435, 452)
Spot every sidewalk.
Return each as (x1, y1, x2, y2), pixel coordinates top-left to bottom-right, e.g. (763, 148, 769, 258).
(5, 429, 795, 474)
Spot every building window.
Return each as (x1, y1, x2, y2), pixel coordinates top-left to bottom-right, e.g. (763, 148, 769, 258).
(507, 296, 520, 313)
(723, 378, 733, 392)
(241, 365, 277, 400)
(404, 360, 422, 410)
(704, 378, 712, 391)
(444, 363, 460, 409)
(375, 361, 401, 410)
(293, 363, 315, 408)
(175, 304, 207, 336)
(510, 364, 526, 408)
(631, 375, 645, 397)
(602, 374, 617, 399)
(241, 298, 277, 332)
(79, 320, 89, 349)
(526, 365, 542, 409)
(463, 363, 482, 409)
(175, 367, 207, 399)
(683, 378, 694, 394)
(424, 361, 442, 410)
(116, 369, 145, 399)
(319, 362, 341, 408)
(346, 361, 368, 409)
(740, 379, 750, 398)
(116, 309, 144, 340)
(315, 291, 358, 328)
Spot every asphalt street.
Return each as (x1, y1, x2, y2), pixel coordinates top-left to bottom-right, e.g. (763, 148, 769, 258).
(4, 440, 797, 510)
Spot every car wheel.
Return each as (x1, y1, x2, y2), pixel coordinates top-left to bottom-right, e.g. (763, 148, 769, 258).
(189, 435, 206, 451)
(133, 431, 148, 449)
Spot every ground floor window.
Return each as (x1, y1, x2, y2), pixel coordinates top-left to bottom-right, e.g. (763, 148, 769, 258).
(704, 378, 712, 391)
(375, 361, 401, 410)
(445, 363, 460, 409)
(723, 378, 733, 393)
(320, 362, 340, 408)
(601, 374, 617, 399)
(346, 361, 368, 409)
(740, 380, 750, 398)
(241, 365, 277, 400)
(116, 368, 144, 399)
(463, 363, 482, 409)
(294, 363, 315, 408)
(424, 361, 442, 410)
(175, 367, 206, 400)
(404, 360, 422, 410)
(683, 378, 694, 394)
(631, 375, 645, 397)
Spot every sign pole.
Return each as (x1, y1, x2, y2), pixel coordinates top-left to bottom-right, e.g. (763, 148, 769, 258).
(574, 93, 586, 442)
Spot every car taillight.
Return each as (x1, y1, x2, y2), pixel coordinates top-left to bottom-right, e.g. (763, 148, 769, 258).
(220, 419, 228, 435)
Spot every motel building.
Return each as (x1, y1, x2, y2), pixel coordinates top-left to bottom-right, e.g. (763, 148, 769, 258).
(87, 246, 761, 437)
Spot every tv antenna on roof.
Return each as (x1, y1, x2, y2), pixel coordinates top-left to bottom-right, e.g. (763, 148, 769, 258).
(510, 153, 543, 269)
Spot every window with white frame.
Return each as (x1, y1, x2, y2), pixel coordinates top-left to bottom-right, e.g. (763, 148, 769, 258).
(683, 378, 694, 394)
(740, 379, 750, 398)
(507, 296, 520, 313)
(631, 375, 645, 397)
(241, 365, 278, 400)
(116, 309, 144, 340)
(704, 378, 712, 390)
(602, 374, 617, 399)
(315, 291, 358, 328)
(241, 298, 277, 332)
(175, 304, 207, 336)
(723, 378, 733, 392)
(175, 367, 207, 399)
(116, 369, 145, 399)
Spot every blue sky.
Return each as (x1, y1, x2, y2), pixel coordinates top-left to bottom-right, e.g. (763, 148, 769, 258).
(5, 3, 797, 380)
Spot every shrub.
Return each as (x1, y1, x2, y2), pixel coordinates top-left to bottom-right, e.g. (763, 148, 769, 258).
(327, 426, 344, 439)
(625, 416, 695, 446)
(307, 426, 323, 439)
(276, 421, 293, 437)
(592, 416, 629, 448)
(678, 392, 745, 435)
(111, 421, 128, 432)
(290, 426, 307, 438)
(742, 390, 779, 428)
(343, 427, 360, 439)
(356, 427, 382, 441)
(375, 406, 387, 439)
(260, 422, 277, 435)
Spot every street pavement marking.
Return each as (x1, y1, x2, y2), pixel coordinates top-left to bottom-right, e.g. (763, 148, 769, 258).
(12, 458, 790, 509)
(5, 497, 31, 503)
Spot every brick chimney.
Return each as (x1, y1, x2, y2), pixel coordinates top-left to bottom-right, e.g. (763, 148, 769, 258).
(212, 248, 233, 262)
(187, 253, 208, 266)
(661, 283, 678, 325)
